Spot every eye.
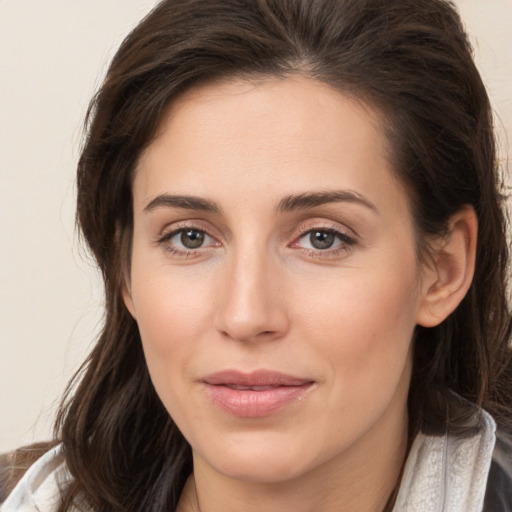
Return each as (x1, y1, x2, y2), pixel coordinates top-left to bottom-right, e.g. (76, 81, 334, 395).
(305, 230, 338, 250)
(293, 228, 356, 253)
(158, 227, 219, 254)
(175, 229, 209, 249)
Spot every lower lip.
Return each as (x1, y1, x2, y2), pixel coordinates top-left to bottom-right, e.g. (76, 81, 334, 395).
(203, 383, 313, 418)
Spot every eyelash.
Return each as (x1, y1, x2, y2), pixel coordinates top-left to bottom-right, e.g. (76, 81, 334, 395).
(156, 223, 357, 259)
(157, 224, 219, 258)
(291, 227, 356, 258)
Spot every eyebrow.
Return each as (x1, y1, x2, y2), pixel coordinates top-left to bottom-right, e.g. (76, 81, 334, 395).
(276, 190, 378, 213)
(143, 190, 378, 215)
(144, 194, 222, 214)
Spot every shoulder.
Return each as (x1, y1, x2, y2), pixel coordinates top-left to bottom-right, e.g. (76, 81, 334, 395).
(1, 442, 58, 503)
(396, 398, 503, 511)
(483, 428, 512, 511)
(0, 442, 68, 512)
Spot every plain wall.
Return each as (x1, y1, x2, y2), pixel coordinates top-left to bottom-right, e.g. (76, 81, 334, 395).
(1, 0, 511, 453)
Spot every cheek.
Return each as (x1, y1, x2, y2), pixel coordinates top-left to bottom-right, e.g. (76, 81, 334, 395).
(300, 266, 418, 339)
(129, 278, 208, 431)
(296, 264, 419, 394)
(128, 259, 218, 402)
(130, 248, 215, 344)
(291, 276, 416, 451)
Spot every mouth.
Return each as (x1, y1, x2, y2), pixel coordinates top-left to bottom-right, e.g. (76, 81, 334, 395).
(201, 370, 315, 418)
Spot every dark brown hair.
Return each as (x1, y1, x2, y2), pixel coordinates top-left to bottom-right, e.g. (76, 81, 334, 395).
(55, 0, 511, 509)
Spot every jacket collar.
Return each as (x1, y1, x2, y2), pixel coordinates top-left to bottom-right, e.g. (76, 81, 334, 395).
(394, 406, 496, 511)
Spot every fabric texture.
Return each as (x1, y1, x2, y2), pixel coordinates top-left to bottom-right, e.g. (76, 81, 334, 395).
(394, 407, 496, 511)
(483, 430, 512, 511)
(0, 445, 68, 512)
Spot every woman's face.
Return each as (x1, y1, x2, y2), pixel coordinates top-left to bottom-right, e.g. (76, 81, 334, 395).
(125, 77, 432, 484)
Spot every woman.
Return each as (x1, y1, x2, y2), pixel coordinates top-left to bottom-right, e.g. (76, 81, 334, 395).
(1, 0, 511, 510)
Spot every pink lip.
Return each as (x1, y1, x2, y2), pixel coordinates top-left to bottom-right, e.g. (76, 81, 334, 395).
(202, 370, 314, 418)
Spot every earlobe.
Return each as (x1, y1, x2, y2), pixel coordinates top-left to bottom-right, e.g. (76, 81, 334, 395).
(416, 206, 478, 328)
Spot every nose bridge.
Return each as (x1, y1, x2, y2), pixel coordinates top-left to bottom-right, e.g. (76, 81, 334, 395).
(214, 237, 287, 342)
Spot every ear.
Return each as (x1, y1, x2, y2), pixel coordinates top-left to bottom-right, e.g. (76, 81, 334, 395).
(120, 248, 136, 320)
(416, 205, 478, 328)
(116, 222, 137, 319)
(122, 282, 137, 319)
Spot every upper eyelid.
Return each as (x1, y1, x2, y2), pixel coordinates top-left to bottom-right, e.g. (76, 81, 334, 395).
(298, 227, 354, 240)
(157, 219, 218, 239)
(159, 226, 209, 241)
(291, 218, 358, 240)
(293, 228, 356, 248)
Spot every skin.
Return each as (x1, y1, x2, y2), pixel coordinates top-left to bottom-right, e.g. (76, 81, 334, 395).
(124, 77, 476, 512)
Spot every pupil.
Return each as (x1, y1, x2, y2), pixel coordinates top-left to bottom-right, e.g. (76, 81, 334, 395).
(181, 230, 204, 249)
(310, 230, 334, 249)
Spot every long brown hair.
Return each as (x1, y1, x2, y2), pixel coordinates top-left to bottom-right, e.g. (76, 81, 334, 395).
(55, 0, 511, 509)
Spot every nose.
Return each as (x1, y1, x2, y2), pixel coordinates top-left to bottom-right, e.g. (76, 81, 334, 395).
(213, 249, 290, 343)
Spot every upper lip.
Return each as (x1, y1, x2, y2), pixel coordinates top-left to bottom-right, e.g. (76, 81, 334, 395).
(202, 370, 313, 387)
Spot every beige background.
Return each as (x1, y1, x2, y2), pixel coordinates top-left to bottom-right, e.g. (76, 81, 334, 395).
(0, 0, 511, 452)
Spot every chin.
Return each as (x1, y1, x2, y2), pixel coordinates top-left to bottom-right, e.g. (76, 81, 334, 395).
(215, 457, 309, 484)
(193, 433, 315, 484)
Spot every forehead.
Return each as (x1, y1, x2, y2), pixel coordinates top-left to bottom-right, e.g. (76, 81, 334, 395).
(135, 76, 407, 217)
